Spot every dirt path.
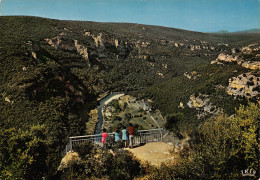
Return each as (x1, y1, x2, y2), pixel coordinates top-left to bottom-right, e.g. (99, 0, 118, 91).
(126, 142, 174, 166)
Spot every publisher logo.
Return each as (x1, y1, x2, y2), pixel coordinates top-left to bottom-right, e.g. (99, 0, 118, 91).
(241, 169, 256, 177)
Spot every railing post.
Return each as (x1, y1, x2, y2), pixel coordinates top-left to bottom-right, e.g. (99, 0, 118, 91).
(160, 129, 163, 142)
(69, 137, 72, 152)
(140, 133, 142, 145)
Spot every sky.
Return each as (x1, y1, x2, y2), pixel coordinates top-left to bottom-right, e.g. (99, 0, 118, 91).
(0, 0, 259, 32)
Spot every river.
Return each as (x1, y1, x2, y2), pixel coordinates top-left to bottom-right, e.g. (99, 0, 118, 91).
(95, 92, 125, 134)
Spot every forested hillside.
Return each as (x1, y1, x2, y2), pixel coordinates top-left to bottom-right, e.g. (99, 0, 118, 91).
(0, 16, 259, 179)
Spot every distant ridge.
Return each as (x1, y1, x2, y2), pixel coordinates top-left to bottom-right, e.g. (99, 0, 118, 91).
(235, 28, 260, 33)
(212, 29, 260, 34)
(214, 30, 230, 33)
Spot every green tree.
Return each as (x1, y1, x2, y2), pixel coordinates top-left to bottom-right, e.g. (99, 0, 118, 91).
(234, 102, 259, 169)
(194, 102, 259, 179)
(110, 100, 121, 112)
(0, 124, 49, 180)
(124, 113, 132, 121)
(165, 113, 184, 138)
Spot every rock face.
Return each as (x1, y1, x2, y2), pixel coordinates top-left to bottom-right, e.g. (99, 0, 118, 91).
(115, 39, 119, 48)
(74, 40, 89, 60)
(227, 72, 260, 99)
(46, 36, 89, 60)
(187, 94, 209, 109)
(217, 53, 239, 62)
(211, 53, 241, 65)
(31, 51, 37, 59)
(92, 33, 104, 48)
(157, 72, 164, 77)
(211, 43, 260, 70)
(187, 94, 219, 118)
(241, 61, 260, 70)
(178, 101, 184, 108)
(184, 71, 200, 80)
(46, 36, 76, 51)
(241, 43, 259, 54)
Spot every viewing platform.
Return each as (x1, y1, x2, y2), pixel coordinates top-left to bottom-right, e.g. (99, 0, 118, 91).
(64, 128, 164, 153)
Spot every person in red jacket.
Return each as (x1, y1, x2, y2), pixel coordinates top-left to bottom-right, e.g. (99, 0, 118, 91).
(128, 123, 134, 148)
(101, 128, 108, 145)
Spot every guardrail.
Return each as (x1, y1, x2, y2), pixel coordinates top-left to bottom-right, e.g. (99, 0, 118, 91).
(64, 128, 164, 153)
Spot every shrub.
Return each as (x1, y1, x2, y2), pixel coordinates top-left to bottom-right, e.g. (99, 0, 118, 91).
(62, 160, 86, 179)
(107, 150, 142, 180)
(111, 140, 124, 151)
(0, 125, 49, 180)
(62, 145, 142, 179)
(73, 141, 94, 159)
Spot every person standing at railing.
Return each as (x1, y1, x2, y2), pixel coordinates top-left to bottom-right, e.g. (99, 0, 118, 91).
(114, 129, 120, 142)
(128, 123, 134, 148)
(101, 128, 108, 145)
(122, 126, 128, 148)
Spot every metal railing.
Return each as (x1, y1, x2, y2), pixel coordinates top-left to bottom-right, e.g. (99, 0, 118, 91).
(64, 128, 164, 153)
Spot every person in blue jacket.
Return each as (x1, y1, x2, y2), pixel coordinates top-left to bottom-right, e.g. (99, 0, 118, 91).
(114, 129, 120, 142)
(122, 126, 128, 148)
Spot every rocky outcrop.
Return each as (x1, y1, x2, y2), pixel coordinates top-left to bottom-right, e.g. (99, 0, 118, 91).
(134, 40, 151, 48)
(211, 53, 241, 64)
(217, 53, 239, 62)
(218, 43, 229, 47)
(190, 45, 195, 51)
(26, 41, 40, 60)
(46, 36, 89, 60)
(32, 51, 37, 59)
(187, 94, 209, 109)
(173, 40, 219, 53)
(162, 64, 168, 69)
(241, 43, 259, 54)
(241, 61, 260, 70)
(212, 43, 260, 70)
(173, 137, 190, 153)
(226, 72, 259, 99)
(195, 45, 201, 50)
(92, 33, 104, 48)
(115, 39, 119, 48)
(74, 40, 88, 60)
(178, 101, 184, 108)
(84, 31, 104, 47)
(187, 94, 219, 118)
(46, 37, 75, 50)
(157, 72, 164, 77)
(184, 71, 200, 80)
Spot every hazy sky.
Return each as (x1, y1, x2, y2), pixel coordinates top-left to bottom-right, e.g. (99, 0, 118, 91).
(0, 0, 259, 32)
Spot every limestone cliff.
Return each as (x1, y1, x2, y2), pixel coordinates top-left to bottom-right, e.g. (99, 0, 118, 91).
(187, 94, 219, 118)
(46, 36, 89, 60)
(211, 43, 260, 70)
(226, 72, 260, 99)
